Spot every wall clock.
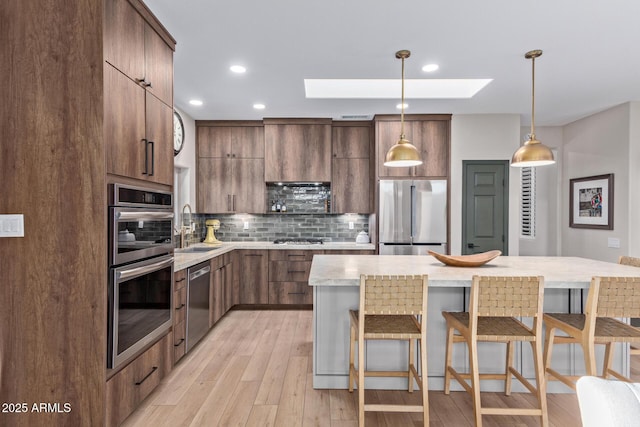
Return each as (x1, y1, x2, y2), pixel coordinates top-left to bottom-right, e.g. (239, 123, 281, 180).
(173, 110, 185, 156)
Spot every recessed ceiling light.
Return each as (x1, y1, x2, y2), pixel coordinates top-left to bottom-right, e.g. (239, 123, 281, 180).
(253, 103, 266, 110)
(422, 64, 439, 72)
(189, 99, 203, 106)
(304, 79, 492, 99)
(230, 65, 246, 73)
(396, 103, 409, 109)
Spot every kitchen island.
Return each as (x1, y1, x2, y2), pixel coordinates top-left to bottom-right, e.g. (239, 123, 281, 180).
(309, 254, 640, 392)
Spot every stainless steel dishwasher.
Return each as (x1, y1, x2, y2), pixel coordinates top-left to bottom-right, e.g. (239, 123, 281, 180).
(186, 261, 210, 352)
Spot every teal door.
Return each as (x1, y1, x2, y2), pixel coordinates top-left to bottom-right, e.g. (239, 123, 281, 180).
(462, 161, 508, 255)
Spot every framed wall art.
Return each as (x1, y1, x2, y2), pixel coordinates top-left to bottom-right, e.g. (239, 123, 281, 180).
(569, 173, 614, 230)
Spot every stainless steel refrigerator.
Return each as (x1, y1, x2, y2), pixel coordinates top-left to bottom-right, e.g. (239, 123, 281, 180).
(379, 180, 447, 255)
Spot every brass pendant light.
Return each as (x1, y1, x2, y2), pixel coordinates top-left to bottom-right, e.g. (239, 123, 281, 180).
(511, 50, 555, 167)
(384, 50, 423, 167)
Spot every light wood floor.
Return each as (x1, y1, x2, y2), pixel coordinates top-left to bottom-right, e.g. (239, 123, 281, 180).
(123, 310, 640, 427)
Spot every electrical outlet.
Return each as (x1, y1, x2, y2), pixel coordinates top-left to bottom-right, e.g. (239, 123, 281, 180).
(349, 221, 354, 230)
(608, 237, 620, 248)
(0, 214, 24, 237)
(244, 221, 250, 230)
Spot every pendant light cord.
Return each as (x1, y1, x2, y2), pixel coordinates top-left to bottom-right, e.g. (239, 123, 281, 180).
(400, 55, 405, 139)
(530, 55, 535, 139)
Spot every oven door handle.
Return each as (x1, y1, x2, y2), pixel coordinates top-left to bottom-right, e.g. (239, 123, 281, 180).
(117, 257, 174, 281)
(116, 211, 175, 221)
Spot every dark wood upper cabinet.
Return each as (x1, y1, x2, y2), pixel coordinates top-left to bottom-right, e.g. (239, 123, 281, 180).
(264, 118, 332, 182)
(375, 114, 451, 179)
(104, 0, 145, 81)
(104, 64, 146, 180)
(196, 122, 265, 213)
(144, 92, 173, 185)
(331, 122, 373, 213)
(105, 0, 174, 107)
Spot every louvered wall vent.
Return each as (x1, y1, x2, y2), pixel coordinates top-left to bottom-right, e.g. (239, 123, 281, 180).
(520, 167, 536, 238)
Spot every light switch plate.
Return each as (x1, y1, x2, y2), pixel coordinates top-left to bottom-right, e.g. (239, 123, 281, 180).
(608, 237, 621, 248)
(244, 221, 249, 230)
(349, 221, 354, 230)
(0, 214, 25, 237)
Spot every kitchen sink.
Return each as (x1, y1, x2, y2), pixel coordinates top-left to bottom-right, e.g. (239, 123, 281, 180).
(175, 246, 221, 253)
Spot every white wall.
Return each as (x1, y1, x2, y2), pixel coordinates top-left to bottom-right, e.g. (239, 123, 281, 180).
(450, 114, 521, 255)
(561, 103, 630, 262)
(173, 107, 197, 223)
(518, 127, 562, 256)
(630, 102, 640, 257)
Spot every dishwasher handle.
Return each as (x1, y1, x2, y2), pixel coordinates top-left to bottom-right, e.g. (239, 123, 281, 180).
(189, 265, 211, 281)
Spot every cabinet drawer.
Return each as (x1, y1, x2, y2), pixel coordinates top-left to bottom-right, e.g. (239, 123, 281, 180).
(173, 323, 186, 363)
(106, 333, 171, 427)
(268, 250, 323, 262)
(173, 286, 187, 325)
(174, 269, 187, 291)
(269, 282, 313, 304)
(269, 261, 311, 282)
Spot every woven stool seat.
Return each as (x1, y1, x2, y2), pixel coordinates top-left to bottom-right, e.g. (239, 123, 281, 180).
(349, 311, 421, 339)
(545, 313, 640, 343)
(443, 312, 536, 341)
(348, 275, 429, 427)
(544, 276, 640, 389)
(442, 275, 548, 427)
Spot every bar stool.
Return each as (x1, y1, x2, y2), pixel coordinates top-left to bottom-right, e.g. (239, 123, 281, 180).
(619, 256, 640, 356)
(348, 274, 428, 427)
(544, 276, 640, 387)
(442, 275, 548, 427)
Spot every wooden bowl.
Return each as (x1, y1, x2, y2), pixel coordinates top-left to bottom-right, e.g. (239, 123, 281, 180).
(428, 250, 502, 267)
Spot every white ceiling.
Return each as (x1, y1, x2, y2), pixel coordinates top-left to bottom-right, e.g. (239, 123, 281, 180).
(146, 0, 640, 126)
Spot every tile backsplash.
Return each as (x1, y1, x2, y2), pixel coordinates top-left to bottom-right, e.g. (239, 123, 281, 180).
(185, 213, 369, 243)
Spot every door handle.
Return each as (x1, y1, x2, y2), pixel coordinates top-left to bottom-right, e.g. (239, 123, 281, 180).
(467, 243, 478, 249)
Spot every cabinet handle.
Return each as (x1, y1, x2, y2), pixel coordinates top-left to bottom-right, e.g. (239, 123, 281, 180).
(232, 153, 236, 158)
(175, 278, 186, 283)
(175, 303, 185, 310)
(141, 139, 148, 175)
(226, 153, 230, 157)
(227, 194, 231, 211)
(136, 77, 152, 88)
(287, 270, 306, 273)
(245, 254, 262, 257)
(232, 195, 236, 211)
(148, 140, 155, 176)
(288, 254, 306, 258)
(174, 338, 185, 347)
(134, 366, 158, 386)
(287, 292, 306, 295)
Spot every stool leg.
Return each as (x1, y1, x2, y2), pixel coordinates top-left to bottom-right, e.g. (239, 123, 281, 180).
(543, 326, 556, 377)
(581, 336, 597, 376)
(443, 323, 454, 395)
(409, 338, 415, 392)
(420, 336, 429, 427)
(602, 342, 614, 379)
(505, 340, 514, 396)
(358, 334, 365, 427)
(469, 337, 483, 427)
(349, 324, 355, 392)
(531, 339, 549, 427)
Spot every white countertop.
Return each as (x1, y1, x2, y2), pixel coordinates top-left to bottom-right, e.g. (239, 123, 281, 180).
(308, 255, 640, 289)
(174, 241, 375, 271)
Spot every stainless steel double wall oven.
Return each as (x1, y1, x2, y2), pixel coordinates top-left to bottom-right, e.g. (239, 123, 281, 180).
(107, 183, 174, 370)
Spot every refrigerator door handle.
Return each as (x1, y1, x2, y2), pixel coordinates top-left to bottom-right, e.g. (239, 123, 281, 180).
(410, 184, 416, 242)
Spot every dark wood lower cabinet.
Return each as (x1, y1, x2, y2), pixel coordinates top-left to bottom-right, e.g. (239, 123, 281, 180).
(268, 281, 313, 304)
(105, 333, 172, 427)
(238, 250, 269, 304)
(173, 269, 187, 364)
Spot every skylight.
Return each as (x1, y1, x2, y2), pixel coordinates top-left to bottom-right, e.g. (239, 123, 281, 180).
(304, 79, 492, 99)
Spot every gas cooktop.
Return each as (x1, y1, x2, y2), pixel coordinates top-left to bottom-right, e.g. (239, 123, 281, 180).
(273, 238, 324, 245)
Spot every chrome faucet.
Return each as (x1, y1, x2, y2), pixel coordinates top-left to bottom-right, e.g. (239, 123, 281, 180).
(180, 203, 193, 249)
